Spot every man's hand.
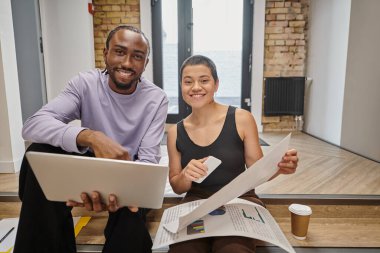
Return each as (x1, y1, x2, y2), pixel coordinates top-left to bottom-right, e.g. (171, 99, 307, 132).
(66, 191, 138, 213)
(77, 129, 131, 160)
(74, 131, 136, 212)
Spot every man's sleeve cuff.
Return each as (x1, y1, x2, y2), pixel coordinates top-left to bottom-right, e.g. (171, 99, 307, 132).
(62, 126, 89, 154)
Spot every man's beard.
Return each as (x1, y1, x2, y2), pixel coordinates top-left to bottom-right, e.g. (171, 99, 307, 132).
(110, 74, 138, 90)
(108, 68, 141, 91)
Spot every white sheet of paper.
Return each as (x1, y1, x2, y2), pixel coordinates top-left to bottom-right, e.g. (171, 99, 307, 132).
(153, 198, 295, 253)
(195, 156, 221, 183)
(0, 217, 83, 253)
(164, 134, 291, 233)
(0, 218, 18, 253)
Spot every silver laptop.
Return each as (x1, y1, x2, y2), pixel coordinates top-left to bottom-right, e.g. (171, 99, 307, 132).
(26, 151, 169, 209)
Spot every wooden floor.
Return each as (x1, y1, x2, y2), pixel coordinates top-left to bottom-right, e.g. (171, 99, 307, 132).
(256, 132, 380, 195)
(0, 173, 18, 192)
(1, 131, 379, 196)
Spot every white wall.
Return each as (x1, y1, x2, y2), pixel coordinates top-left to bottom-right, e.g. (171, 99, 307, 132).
(140, 0, 154, 81)
(251, 0, 266, 132)
(39, 0, 95, 101)
(304, 0, 351, 145)
(0, 0, 25, 172)
(341, 0, 380, 161)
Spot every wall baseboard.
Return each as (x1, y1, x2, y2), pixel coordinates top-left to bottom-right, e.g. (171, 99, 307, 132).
(0, 158, 22, 173)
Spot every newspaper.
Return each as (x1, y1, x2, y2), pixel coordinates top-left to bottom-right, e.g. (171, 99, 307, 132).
(153, 134, 294, 252)
(153, 198, 295, 253)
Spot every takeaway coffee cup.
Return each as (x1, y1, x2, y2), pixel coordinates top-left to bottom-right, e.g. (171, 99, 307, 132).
(288, 204, 312, 240)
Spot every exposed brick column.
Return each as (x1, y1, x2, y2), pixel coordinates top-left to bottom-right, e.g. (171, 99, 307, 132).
(93, 0, 140, 68)
(263, 0, 309, 131)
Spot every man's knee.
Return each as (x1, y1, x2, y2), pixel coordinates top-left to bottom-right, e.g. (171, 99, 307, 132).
(26, 143, 66, 154)
(19, 143, 68, 201)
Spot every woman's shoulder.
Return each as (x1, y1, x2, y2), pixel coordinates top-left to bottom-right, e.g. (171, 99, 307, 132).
(167, 123, 177, 136)
(168, 120, 185, 139)
(235, 107, 258, 130)
(166, 124, 177, 149)
(235, 107, 254, 120)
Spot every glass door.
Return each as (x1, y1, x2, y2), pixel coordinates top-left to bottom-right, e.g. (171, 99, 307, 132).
(152, 0, 253, 123)
(192, 0, 243, 108)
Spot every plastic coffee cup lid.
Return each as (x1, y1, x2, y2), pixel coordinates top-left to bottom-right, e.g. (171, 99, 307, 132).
(289, 204, 312, 216)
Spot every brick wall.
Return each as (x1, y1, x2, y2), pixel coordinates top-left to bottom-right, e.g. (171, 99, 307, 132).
(93, 0, 140, 68)
(263, 0, 309, 131)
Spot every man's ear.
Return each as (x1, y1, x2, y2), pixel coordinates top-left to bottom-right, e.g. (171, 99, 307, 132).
(144, 57, 150, 71)
(103, 48, 108, 61)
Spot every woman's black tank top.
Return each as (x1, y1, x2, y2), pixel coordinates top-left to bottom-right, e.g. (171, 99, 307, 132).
(176, 106, 245, 193)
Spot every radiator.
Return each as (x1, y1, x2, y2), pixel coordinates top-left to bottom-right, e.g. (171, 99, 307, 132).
(264, 77, 305, 116)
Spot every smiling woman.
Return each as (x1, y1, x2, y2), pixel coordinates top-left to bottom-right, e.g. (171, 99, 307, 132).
(166, 55, 298, 253)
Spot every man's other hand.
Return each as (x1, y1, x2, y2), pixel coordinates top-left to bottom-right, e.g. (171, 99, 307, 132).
(77, 129, 131, 160)
(66, 192, 138, 213)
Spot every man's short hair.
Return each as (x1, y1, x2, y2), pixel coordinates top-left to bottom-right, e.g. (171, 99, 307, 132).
(105, 25, 150, 57)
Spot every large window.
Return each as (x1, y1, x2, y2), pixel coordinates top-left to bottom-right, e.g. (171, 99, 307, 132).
(152, 0, 254, 122)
